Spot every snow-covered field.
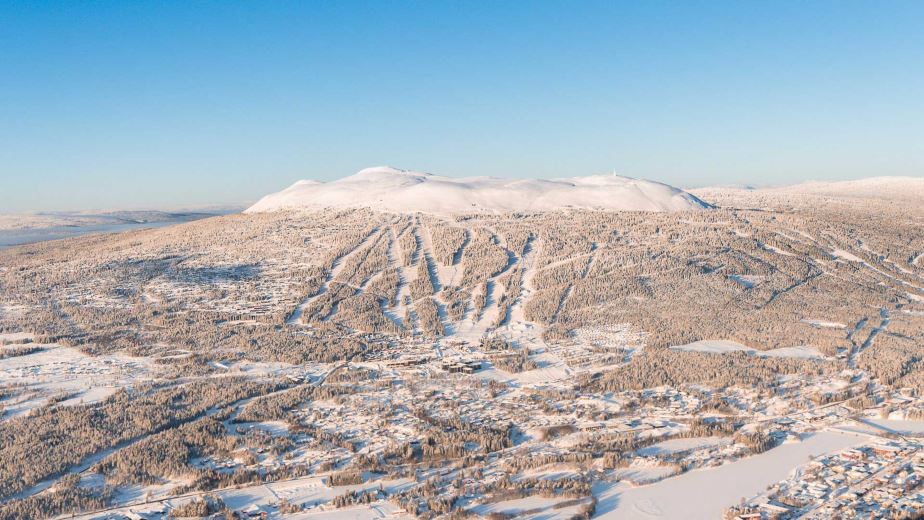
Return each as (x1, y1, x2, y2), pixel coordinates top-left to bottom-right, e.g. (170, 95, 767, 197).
(670, 340, 825, 359)
(66, 476, 418, 520)
(801, 318, 847, 329)
(217, 477, 416, 514)
(612, 463, 679, 486)
(0, 342, 154, 418)
(669, 339, 753, 355)
(865, 419, 924, 435)
(636, 436, 731, 456)
(468, 496, 565, 516)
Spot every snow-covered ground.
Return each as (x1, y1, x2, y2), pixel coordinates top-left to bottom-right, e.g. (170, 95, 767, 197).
(761, 345, 825, 359)
(217, 476, 415, 512)
(801, 319, 847, 329)
(730, 274, 762, 288)
(284, 503, 410, 520)
(831, 248, 865, 263)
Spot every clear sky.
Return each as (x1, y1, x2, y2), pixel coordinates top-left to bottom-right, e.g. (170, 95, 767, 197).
(2, 1, 922, 212)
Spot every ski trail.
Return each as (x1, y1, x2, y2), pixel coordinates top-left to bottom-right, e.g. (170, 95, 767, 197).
(506, 235, 541, 326)
(451, 233, 535, 340)
(412, 219, 450, 335)
(848, 309, 890, 368)
(470, 231, 525, 331)
(378, 226, 405, 329)
(549, 242, 597, 325)
(286, 226, 382, 325)
(756, 269, 822, 310)
(913, 251, 924, 268)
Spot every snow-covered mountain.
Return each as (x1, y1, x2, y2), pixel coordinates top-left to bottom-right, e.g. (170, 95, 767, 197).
(246, 166, 711, 214)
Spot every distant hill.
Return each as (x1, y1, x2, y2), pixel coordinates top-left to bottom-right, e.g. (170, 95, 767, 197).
(771, 176, 924, 201)
(695, 176, 924, 203)
(0, 209, 238, 248)
(246, 166, 712, 214)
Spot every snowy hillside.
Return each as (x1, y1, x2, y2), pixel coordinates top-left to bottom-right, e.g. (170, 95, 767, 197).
(245, 166, 711, 214)
(773, 176, 924, 201)
(4, 182, 924, 519)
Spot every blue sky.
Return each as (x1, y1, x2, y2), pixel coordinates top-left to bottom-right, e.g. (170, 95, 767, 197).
(1, 1, 922, 212)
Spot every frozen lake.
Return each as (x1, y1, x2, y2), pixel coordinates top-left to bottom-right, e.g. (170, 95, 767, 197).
(594, 430, 865, 519)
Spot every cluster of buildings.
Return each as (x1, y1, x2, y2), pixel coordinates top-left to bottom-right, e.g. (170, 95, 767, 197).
(739, 439, 924, 519)
(441, 358, 483, 374)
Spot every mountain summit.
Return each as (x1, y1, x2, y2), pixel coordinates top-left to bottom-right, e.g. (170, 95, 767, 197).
(246, 166, 711, 214)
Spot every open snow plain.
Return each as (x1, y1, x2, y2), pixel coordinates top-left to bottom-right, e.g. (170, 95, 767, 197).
(0, 211, 228, 248)
(1, 170, 924, 519)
